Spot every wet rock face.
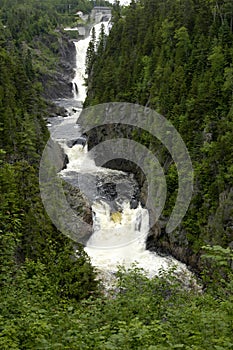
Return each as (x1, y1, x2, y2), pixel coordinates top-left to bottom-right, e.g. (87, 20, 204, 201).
(41, 33, 76, 100)
(146, 225, 201, 273)
(62, 170, 140, 213)
(47, 139, 69, 172)
(97, 182, 118, 201)
(95, 174, 140, 211)
(46, 102, 69, 118)
(66, 136, 87, 148)
(63, 182, 93, 244)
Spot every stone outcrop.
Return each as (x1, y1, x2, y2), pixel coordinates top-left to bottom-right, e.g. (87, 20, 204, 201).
(47, 138, 69, 172)
(46, 100, 69, 118)
(40, 32, 76, 100)
(40, 138, 93, 245)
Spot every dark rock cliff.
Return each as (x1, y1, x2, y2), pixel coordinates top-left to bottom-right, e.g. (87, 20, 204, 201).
(40, 32, 76, 100)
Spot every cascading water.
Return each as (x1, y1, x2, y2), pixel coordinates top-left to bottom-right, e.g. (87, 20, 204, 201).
(59, 142, 189, 279)
(72, 37, 89, 101)
(48, 20, 195, 285)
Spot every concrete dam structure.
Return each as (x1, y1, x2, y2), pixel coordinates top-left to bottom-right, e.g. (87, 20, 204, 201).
(90, 6, 112, 23)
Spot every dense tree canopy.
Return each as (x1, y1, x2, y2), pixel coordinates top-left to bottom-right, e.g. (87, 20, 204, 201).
(0, 0, 99, 339)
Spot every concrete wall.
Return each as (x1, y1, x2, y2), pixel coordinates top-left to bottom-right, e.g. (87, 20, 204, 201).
(91, 7, 111, 22)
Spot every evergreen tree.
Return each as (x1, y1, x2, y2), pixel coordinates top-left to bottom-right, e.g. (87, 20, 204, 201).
(85, 27, 96, 76)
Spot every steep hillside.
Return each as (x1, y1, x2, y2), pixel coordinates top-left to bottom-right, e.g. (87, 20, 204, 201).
(84, 0, 233, 273)
(0, 0, 99, 322)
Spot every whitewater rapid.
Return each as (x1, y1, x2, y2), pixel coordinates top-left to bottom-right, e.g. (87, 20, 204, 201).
(58, 137, 191, 279)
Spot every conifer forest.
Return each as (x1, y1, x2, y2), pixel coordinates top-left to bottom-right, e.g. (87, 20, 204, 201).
(1, 0, 233, 348)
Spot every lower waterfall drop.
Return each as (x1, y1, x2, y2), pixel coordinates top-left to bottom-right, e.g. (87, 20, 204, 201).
(59, 140, 191, 280)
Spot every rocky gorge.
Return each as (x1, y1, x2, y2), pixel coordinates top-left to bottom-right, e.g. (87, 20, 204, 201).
(45, 27, 201, 276)
(46, 13, 233, 279)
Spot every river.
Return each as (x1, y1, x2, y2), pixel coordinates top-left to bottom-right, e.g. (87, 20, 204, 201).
(47, 20, 195, 286)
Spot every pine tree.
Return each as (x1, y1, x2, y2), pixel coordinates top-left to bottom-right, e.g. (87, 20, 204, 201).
(85, 27, 96, 76)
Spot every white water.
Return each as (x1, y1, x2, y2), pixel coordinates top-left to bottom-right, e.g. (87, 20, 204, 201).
(72, 22, 110, 102)
(49, 20, 196, 285)
(59, 140, 191, 279)
(61, 144, 149, 249)
(72, 38, 89, 101)
(108, 0, 131, 5)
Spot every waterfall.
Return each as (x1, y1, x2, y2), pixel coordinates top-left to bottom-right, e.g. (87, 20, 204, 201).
(71, 22, 110, 102)
(72, 37, 89, 101)
(48, 20, 195, 285)
(58, 141, 190, 279)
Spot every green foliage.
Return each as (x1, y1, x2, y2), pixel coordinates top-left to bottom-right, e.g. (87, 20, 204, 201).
(85, 27, 97, 76)
(0, 3, 100, 346)
(201, 245, 233, 295)
(1, 266, 233, 349)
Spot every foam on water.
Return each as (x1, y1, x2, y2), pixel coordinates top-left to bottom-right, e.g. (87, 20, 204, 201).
(59, 141, 191, 279)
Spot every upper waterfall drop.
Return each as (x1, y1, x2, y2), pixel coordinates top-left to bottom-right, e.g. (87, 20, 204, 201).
(72, 37, 90, 101)
(72, 21, 110, 103)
